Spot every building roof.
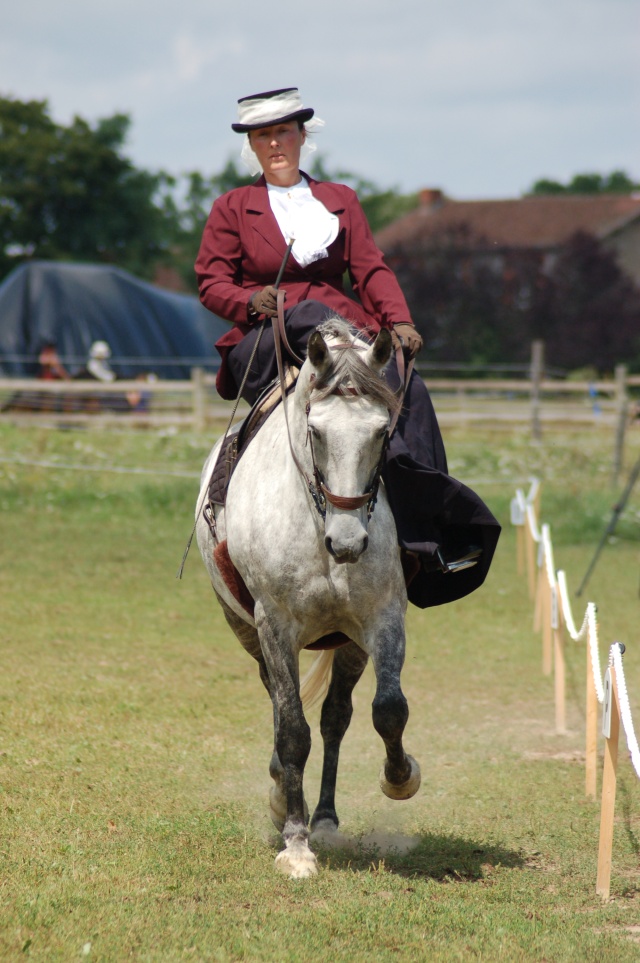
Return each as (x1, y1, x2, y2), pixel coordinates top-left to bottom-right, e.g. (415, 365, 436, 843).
(375, 191, 640, 252)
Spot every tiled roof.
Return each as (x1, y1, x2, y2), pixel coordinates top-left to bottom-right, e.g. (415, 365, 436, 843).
(375, 193, 640, 251)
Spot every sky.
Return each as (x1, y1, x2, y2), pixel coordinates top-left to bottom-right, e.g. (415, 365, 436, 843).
(2, 0, 638, 199)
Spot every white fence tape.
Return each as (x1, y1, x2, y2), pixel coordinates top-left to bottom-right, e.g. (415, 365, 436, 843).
(611, 643, 640, 778)
(0, 454, 200, 479)
(516, 478, 639, 780)
(556, 572, 604, 704)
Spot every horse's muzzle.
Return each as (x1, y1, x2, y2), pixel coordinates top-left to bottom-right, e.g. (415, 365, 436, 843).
(324, 532, 369, 563)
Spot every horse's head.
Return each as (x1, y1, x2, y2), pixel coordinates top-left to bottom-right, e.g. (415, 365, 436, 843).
(298, 319, 398, 564)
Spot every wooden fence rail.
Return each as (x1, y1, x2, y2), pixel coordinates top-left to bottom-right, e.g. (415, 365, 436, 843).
(1, 366, 639, 438)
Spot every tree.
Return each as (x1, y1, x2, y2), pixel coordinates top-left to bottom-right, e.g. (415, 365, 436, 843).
(388, 225, 540, 367)
(528, 170, 639, 195)
(0, 96, 174, 281)
(387, 228, 640, 373)
(529, 232, 640, 371)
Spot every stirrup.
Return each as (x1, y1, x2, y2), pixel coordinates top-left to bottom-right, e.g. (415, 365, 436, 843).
(437, 546, 482, 573)
(422, 546, 482, 575)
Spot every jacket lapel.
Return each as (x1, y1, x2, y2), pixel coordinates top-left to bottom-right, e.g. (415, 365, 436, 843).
(305, 175, 346, 217)
(245, 176, 287, 257)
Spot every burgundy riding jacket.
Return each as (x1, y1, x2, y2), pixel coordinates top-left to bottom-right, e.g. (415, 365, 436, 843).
(195, 173, 413, 398)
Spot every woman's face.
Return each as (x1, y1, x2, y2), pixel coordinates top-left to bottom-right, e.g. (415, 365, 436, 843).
(248, 122, 306, 185)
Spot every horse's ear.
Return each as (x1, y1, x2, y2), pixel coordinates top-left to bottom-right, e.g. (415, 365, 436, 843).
(307, 330, 331, 375)
(367, 328, 393, 371)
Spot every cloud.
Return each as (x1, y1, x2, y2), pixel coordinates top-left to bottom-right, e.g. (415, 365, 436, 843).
(1, 0, 638, 196)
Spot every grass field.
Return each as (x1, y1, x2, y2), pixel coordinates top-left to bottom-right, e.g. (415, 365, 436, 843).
(1, 420, 639, 962)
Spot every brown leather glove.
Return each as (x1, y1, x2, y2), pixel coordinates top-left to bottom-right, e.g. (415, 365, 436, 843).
(391, 323, 423, 359)
(249, 285, 282, 319)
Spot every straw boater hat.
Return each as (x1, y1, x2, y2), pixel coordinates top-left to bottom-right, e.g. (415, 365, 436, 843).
(231, 88, 315, 132)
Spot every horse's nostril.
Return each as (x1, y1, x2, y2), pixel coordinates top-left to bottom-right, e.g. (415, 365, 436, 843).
(324, 535, 336, 556)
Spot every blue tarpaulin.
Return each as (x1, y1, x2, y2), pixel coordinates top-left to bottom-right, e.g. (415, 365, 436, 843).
(0, 261, 229, 379)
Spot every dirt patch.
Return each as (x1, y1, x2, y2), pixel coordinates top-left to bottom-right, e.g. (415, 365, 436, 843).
(523, 749, 586, 763)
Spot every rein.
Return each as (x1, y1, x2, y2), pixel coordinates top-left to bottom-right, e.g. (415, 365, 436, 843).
(272, 290, 408, 521)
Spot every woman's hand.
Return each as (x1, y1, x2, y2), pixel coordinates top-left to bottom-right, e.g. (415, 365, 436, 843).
(391, 323, 423, 359)
(250, 285, 282, 318)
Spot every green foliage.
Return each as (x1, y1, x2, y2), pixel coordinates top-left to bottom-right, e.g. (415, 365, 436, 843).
(392, 227, 640, 372)
(529, 170, 639, 195)
(0, 95, 175, 281)
(531, 231, 640, 371)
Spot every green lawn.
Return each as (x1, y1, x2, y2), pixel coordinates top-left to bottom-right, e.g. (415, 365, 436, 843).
(1, 422, 639, 962)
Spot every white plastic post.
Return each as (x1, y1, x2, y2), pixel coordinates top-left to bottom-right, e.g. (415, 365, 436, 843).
(596, 665, 620, 900)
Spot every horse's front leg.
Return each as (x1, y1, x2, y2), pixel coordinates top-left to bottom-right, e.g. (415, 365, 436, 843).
(369, 618, 421, 801)
(257, 610, 317, 878)
(310, 643, 369, 834)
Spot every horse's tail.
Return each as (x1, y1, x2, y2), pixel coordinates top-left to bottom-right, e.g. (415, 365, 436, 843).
(300, 650, 334, 711)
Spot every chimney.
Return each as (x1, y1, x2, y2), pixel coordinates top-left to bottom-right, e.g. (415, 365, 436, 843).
(419, 188, 444, 209)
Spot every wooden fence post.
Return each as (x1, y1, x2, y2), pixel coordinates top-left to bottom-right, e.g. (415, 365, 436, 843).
(612, 364, 628, 489)
(542, 577, 553, 677)
(526, 511, 537, 600)
(553, 592, 566, 733)
(596, 663, 621, 900)
(516, 523, 525, 576)
(192, 366, 206, 431)
(530, 340, 544, 442)
(585, 642, 598, 799)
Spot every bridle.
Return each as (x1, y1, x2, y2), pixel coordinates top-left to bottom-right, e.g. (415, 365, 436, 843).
(306, 393, 389, 520)
(273, 290, 407, 522)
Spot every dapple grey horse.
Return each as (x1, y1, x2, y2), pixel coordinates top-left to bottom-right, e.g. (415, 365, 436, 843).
(196, 318, 420, 878)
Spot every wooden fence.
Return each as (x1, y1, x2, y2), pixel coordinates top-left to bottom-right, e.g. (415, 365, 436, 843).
(1, 366, 639, 440)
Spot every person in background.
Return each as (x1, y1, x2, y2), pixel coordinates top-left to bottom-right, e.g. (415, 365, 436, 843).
(76, 341, 116, 383)
(72, 341, 117, 413)
(37, 342, 70, 381)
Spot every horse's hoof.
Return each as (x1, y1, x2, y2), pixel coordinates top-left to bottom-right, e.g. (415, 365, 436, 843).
(379, 755, 421, 800)
(269, 786, 309, 832)
(275, 841, 318, 879)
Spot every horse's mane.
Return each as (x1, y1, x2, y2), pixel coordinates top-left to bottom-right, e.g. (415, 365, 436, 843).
(310, 317, 401, 415)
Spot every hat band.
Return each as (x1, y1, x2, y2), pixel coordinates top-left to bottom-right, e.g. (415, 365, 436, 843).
(237, 89, 306, 128)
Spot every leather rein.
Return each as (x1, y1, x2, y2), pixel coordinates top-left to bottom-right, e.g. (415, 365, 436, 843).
(272, 289, 413, 521)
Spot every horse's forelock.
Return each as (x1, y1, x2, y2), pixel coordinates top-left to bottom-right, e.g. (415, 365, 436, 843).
(309, 317, 400, 414)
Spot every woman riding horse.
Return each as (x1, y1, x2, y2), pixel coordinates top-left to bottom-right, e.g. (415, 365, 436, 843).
(195, 87, 500, 607)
